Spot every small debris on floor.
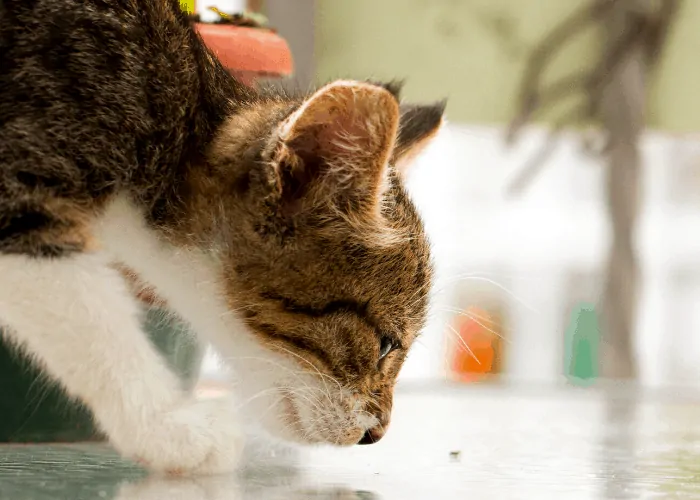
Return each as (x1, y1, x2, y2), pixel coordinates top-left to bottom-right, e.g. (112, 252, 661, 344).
(449, 450, 462, 462)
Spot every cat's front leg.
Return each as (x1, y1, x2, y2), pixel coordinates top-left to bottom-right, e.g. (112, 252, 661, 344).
(0, 252, 243, 475)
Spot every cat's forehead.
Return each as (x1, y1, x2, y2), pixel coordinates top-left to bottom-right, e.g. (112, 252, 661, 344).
(320, 189, 431, 317)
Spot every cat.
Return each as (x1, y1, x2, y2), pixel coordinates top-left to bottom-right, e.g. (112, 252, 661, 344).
(0, 0, 444, 474)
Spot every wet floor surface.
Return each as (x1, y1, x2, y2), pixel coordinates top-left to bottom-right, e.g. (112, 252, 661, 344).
(3, 384, 700, 499)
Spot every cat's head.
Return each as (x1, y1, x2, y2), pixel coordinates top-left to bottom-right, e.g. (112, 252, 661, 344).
(204, 80, 444, 446)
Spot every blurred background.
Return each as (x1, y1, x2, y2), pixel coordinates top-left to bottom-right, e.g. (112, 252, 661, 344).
(6, 5, 700, 498)
(195, 0, 700, 391)
(4, 2, 700, 497)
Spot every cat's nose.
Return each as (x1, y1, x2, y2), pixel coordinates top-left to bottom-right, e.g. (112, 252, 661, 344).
(357, 426, 386, 445)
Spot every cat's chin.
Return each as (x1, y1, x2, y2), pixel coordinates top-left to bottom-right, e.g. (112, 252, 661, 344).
(236, 392, 364, 448)
(252, 421, 359, 448)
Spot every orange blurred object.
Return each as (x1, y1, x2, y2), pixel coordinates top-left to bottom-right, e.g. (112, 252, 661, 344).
(195, 24, 293, 86)
(449, 306, 504, 382)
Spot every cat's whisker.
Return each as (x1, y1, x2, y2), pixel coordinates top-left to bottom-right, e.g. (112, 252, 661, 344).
(281, 391, 325, 424)
(269, 344, 342, 401)
(282, 387, 327, 415)
(352, 408, 380, 429)
(432, 274, 539, 314)
(13, 380, 55, 436)
(234, 385, 324, 414)
(252, 383, 328, 425)
(221, 354, 331, 405)
(233, 387, 280, 411)
(446, 323, 481, 365)
(439, 306, 510, 344)
(438, 305, 499, 325)
(221, 354, 311, 383)
(255, 394, 289, 422)
(225, 364, 336, 426)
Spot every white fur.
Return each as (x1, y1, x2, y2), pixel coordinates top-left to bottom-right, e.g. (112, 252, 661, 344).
(0, 251, 241, 474)
(0, 195, 376, 474)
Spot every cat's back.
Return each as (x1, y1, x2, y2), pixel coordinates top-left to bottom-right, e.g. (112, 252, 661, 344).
(0, 0, 237, 255)
(0, 0, 219, 202)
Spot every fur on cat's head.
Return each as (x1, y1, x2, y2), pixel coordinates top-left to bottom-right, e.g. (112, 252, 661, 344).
(192, 80, 444, 446)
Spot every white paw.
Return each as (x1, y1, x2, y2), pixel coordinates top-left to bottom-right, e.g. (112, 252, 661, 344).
(114, 398, 244, 475)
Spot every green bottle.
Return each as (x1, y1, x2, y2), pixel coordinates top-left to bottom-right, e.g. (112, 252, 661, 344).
(564, 303, 600, 385)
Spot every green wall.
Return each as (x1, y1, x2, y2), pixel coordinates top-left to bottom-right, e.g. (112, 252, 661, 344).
(315, 0, 700, 132)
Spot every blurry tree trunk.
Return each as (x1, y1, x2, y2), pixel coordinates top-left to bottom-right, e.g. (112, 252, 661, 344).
(507, 0, 679, 379)
(599, 0, 650, 379)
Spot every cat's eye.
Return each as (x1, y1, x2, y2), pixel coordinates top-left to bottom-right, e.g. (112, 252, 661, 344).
(378, 336, 396, 361)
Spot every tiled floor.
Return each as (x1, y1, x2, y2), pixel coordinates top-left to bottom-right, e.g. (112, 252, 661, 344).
(3, 384, 700, 499)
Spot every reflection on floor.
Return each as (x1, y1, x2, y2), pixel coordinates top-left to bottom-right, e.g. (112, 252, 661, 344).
(3, 384, 700, 499)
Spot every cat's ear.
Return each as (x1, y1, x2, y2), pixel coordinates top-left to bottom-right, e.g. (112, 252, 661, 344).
(368, 79, 404, 100)
(392, 101, 446, 175)
(273, 80, 399, 214)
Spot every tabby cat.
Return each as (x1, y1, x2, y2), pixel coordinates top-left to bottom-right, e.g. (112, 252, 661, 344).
(0, 0, 444, 474)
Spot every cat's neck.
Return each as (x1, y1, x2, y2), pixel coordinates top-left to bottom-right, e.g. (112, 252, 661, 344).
(140, 55, 260, 235)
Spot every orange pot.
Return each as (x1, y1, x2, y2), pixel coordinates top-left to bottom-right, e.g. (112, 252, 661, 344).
(195, 24, 294, 86)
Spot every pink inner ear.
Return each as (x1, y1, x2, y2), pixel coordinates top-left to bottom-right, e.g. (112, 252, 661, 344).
(280, 81, 400, 171)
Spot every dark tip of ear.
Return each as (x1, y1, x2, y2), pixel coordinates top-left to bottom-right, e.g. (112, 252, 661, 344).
(402, 100, 446, 122)
(434, 99, 448, 116)
(397, 100, 446, 149)
(368, 79, 404, 100)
